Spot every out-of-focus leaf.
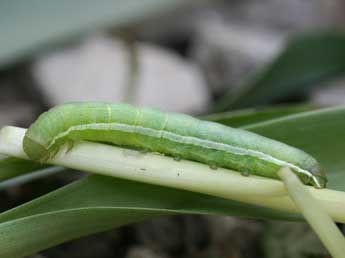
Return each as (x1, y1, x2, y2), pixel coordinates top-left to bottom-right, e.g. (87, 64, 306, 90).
(202, 104, 316, 127)
(0, 166, 65, 190)
(214, 33, 345, 111)
(0, 175, 299, 258)
(244, 106, 345, 191)
(0, 0, 190, 68)
(0, 208, 166, 258)
(0, 154, 48, 181)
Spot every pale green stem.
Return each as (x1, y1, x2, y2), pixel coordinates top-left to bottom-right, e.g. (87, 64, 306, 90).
(278, 167, 345, 258)
(1, 126, 345, 223)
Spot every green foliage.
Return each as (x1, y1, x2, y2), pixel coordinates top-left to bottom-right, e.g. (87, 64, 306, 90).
(0, 176, 298, 258)
(245, 106, 345, 191)
(0, 0, 188, 68)
(202, 104, 316, 127)
(0, 154, 47, 181)
(214, 33, 345, 111)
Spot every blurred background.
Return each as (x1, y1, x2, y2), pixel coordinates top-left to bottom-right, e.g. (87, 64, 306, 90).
(1, 0, 345, 257)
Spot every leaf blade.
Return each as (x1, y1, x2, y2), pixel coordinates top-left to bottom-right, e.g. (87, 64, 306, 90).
(214, 33, 345, 111)
(244, 106, 345, 191)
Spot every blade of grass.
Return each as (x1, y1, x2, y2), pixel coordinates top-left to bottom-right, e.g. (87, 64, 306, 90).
(0, 166, 65, 190)
(278, 167, 345, 258)
(202, 104, 316, 127)
(0, 207, 169, 258)
(0, 154, 48, 181)
(0, 173, 301, 258)
(213, 33, 345, 111)
(244, 105, 345, 191)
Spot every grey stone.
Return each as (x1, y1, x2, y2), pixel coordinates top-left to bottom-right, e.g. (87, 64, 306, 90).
(192, 17, 284, 95)
(217, 0, 345, 32)
(311, 78, 345, 106)
(32, 35, 209, 113)
(262, 221, 328, 258)
(135, 215, 209, 256)
(134, 215, 262, 258)
(201, 216, 262, 258)
(0, 102, 35, 127)
(126, 246, 169, 258)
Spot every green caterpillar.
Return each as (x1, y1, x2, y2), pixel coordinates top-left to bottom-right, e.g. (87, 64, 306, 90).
(23, 102, 327, 188)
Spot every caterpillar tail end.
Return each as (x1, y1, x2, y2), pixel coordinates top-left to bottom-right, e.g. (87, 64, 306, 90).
(298, 169, 327, 189)
(311, 174, 328, 189)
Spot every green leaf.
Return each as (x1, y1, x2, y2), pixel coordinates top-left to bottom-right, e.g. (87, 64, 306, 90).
(0, 154, 48, 181)
(202, 104, 316, 127)
(0, 208, 166, 258)
(214, 33, 345, 111)
(244, 106, 345, 191)
(0, 0, 189, 68)
(0, 166, 65, 190)
(0, 176, 298, 258)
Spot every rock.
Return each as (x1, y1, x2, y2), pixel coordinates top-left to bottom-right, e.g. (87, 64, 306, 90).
(134, 215, 209, 256)
(0, 102, 35, 127)
(216, 0, 345, 33)
(0, 69, 37, 127)
(32, 35, 209, 113)
(126, 246, 169, 258)
(39, 230, 123, 258)
(134, 215, 262, 258)
(262, 221, 328, 258)
(192, 17, 284, 95)
(311, 78, 345, 106)
(29, 255, 48, 258)
(201, 216, 262, 258)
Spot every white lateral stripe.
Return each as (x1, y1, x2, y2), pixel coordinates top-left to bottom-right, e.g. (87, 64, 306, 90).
(47, 122, 320, 187)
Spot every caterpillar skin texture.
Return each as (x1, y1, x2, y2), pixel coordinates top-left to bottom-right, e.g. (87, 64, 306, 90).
(23, 102, 326, 188)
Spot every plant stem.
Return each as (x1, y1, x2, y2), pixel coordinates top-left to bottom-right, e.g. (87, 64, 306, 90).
(1, 126, 345, 223)
(278, 167, 345, 258)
